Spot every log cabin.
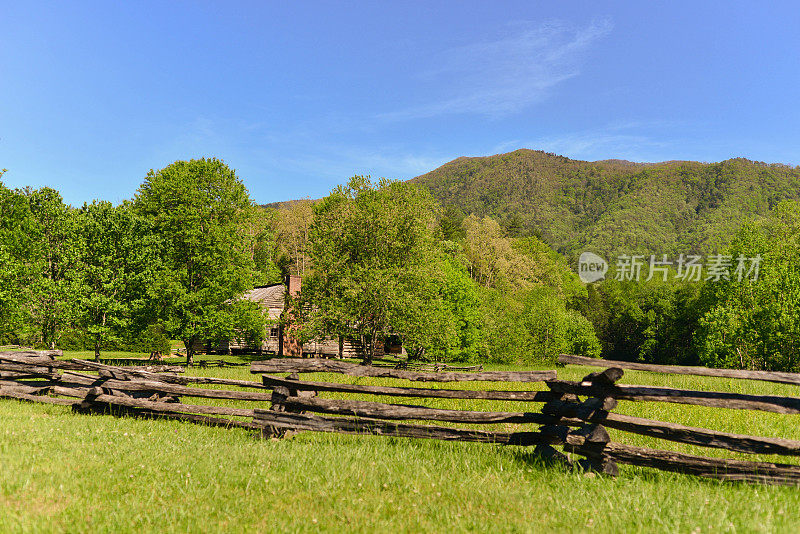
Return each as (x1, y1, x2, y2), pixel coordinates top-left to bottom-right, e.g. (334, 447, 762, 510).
(218, 275, 395, 358)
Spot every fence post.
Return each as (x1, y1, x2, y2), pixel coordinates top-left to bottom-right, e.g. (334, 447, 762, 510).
(262, 372, 314, 439)
(541, 368, 623, 476)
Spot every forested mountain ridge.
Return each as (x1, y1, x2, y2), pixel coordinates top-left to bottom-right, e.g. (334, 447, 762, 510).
(410, 149, 800, 259)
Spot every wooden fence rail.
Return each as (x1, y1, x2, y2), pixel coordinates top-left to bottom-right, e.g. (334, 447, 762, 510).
(250, 359, 556, 383)
(567, 442, 800, 485)
(260, 374, 559, 401)
(559, 354, 800, 386)
(547, 380, 800, 414)
(2, 351, 800, 486)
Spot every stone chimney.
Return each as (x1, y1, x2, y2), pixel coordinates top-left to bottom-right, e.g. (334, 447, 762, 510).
(287, 274, 302, 297)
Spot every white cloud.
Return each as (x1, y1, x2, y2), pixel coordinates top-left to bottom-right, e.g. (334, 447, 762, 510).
(381, 19, 612, 120)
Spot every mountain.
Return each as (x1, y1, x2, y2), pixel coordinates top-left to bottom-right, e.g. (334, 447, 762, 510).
(410, 149, 800, 258)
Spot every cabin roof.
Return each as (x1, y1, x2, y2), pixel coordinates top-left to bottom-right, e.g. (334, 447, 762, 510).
(242, 284, 285, 308)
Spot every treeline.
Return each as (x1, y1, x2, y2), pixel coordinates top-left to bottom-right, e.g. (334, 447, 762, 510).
(0, 161, 278, 362)
(585, 200, 800, 372)
(0, 162, 600, 364)
(5, 156, 798, 371)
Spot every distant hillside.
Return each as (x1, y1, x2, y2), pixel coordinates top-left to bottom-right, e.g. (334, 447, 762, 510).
(260, 199, 311, 210)
(410, 149, 800, 258)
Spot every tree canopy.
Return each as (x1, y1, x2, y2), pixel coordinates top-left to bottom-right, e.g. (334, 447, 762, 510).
(695, 201, 800, 371)
(301, 176, 455, 361)
(133, 158, 269, 364)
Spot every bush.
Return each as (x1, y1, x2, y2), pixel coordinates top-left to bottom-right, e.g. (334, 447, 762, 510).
(57, 328, 94, 351)
(130, 323, 171, 355)
(478, 286, 601, 364)
(563, 310, 602, 358)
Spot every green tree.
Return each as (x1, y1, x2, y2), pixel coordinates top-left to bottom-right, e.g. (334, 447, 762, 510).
(432, 258, 486, 361)
(73, 201, 138, 359)
(0, 176, 33, 342)
(438, 204, 466, 241)
(462, 214, 533, 289)
(386, 256, 486, 362)
(563, 309, 603, 358)
(585, 277, 703, 365)
(459, 215, 597, 363)
(479, 284, 600, 365)
(302, 176, 446, 363)
(21, 187, 78, 348)
(273, 198, 315, 276)
(243, 206, 282, 286)
(134, 158, 265, 364)
(131, 322, 171, 356)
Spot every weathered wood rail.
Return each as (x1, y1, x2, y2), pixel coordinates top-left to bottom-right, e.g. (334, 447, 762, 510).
(559, 354, 800, 386)
(251, 359, 555, 382)
(3, 351, 800, 486)
(548, 380, 800, 414)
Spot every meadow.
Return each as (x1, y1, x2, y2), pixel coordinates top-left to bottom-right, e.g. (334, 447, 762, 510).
(2, 353, 800, 533)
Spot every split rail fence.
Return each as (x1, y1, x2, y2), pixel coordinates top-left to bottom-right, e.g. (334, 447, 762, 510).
(2, 349, 800, 486)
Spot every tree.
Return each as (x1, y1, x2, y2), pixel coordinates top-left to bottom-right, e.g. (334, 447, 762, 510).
(0, 176, 33, 342)
(22, 187, 78, 348)
(462, 215, 526, 289)
(458, 214, 597, 364)
(302, 176, 445, 363)
(244, 206, 282, 286)
(461, 216, 577, 295)
(438, 204, 466, 241)
(131, 322, 171, 357)
(584, 277, 703, 365)
(274, 198, 315, 276)
(134, 158, 265, 364)
(73, 201, 137, 359)
(428, 257, 486, 361)
(476, 283, 600, 365)
(385, 256, 486, 362)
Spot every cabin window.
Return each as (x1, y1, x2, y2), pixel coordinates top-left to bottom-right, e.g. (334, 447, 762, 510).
(269, 327, 279, 339)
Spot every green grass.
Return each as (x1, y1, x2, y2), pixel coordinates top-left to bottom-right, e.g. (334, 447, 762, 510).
(2, 355, 800, 532)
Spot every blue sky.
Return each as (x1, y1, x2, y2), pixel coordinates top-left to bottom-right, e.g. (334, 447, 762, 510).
(2, 1, 799, 206)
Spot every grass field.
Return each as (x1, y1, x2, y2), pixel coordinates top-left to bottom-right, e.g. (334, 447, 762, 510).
(2, 353, 800, 533)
